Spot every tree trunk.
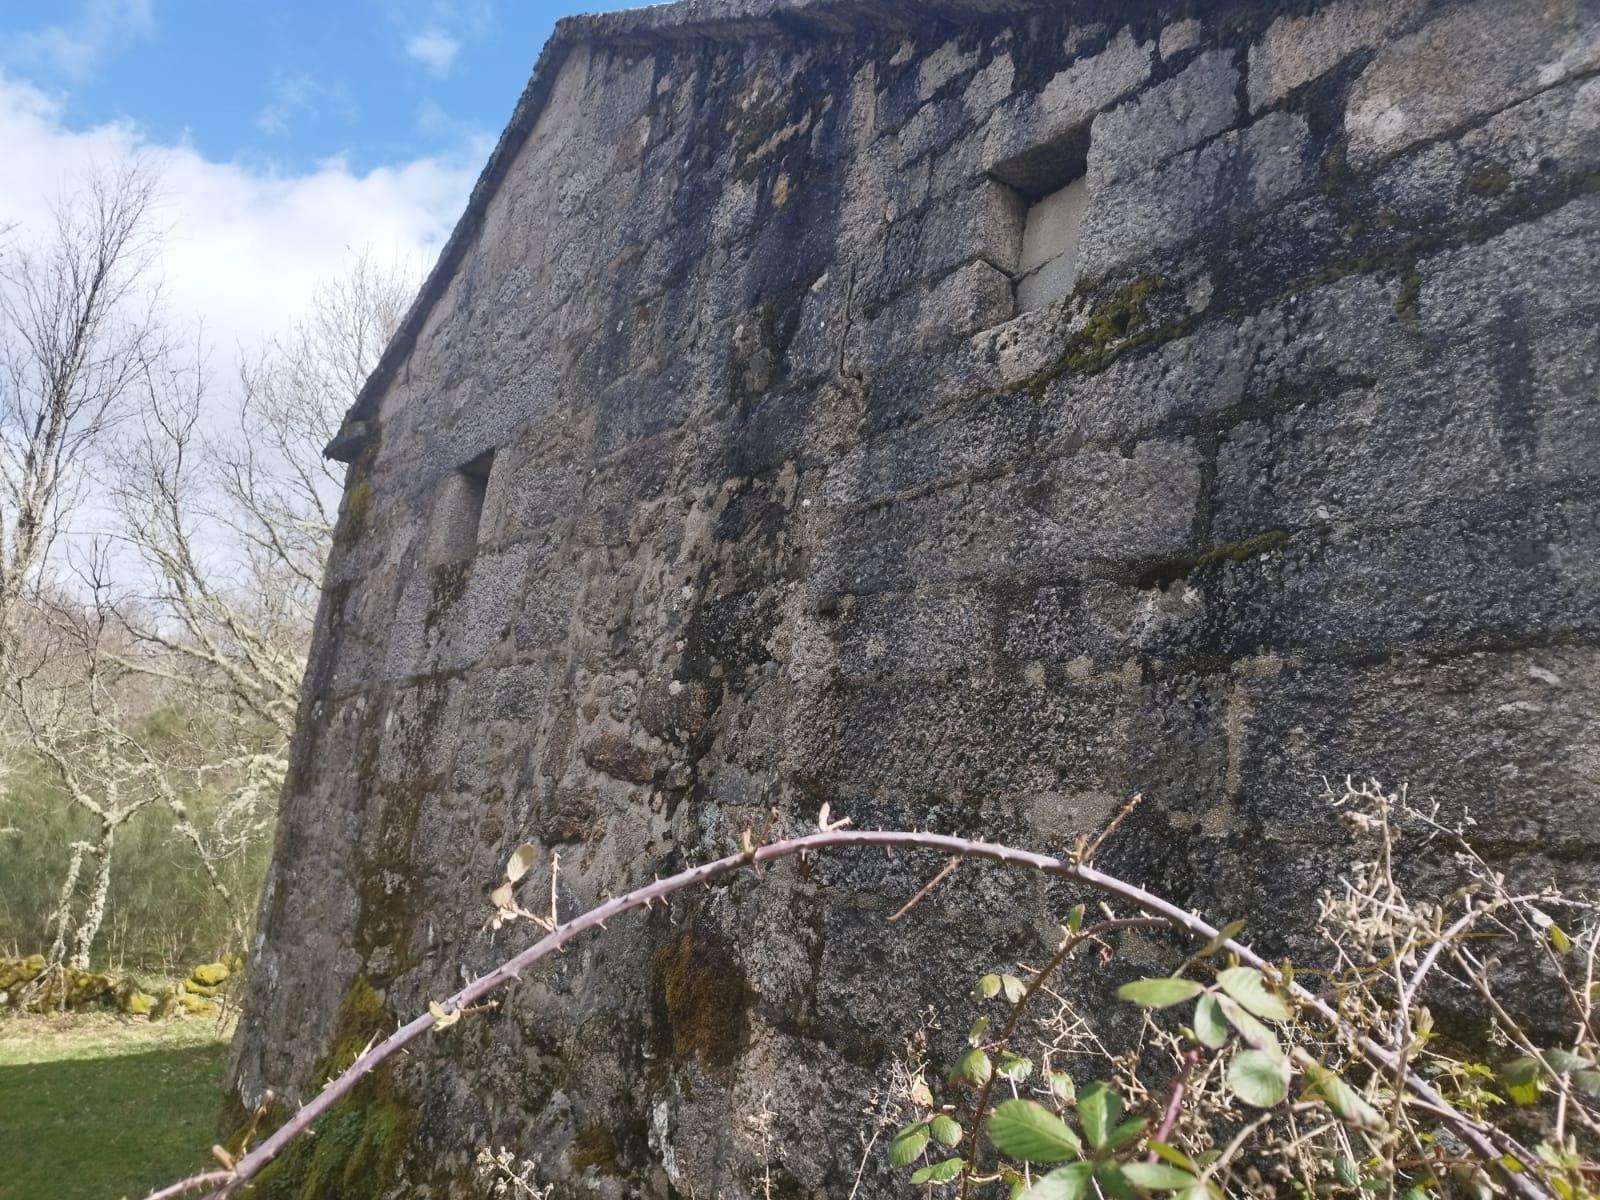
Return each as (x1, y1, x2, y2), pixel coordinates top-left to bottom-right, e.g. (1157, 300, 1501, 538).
(68, 824, 114, 970)
(45, 840, 89, 964)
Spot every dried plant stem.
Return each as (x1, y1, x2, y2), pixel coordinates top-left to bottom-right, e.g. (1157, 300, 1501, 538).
(888, 855, 960, 922)
(150, 828, 1555, 1200)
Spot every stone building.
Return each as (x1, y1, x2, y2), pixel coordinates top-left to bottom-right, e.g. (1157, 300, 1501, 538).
(230, 0, 1600, 1194)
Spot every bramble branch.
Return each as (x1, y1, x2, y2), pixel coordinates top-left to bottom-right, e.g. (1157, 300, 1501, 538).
(150, 827, 1555, 1200)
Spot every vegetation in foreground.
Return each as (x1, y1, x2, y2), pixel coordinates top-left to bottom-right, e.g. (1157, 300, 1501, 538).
(0, 1011, 233, 1200)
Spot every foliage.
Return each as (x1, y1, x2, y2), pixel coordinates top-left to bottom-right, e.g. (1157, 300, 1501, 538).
(148, 792, 1591, 1200)
(878, 782, 1598, 1200)
(0, 719, 271, 971)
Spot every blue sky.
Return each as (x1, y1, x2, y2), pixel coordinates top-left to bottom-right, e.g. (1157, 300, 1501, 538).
(0, 0, 617, 174)
(0, 0, 640, 376)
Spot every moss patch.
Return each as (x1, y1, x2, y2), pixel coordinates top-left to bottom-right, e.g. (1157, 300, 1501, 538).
(1393, 264, 1423, 326)
(1193, 530, 1292, 570)
(567, 1121, 624, 1177)
(650, 927, 750, 1072)
(1014, 275, 1186, 400)
(422, 560, 472, 634)
(1063, 276, 1168, 376)
(323, 976, 388, 1078)
(1466, 165, 1513, 198)
(334, 479, 373, 552)
(240, 1078, 418, 1200)
(237, 977, 417, 1200)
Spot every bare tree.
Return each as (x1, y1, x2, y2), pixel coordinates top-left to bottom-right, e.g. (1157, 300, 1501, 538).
(107, 254, 412, 922)
(0, 162, 164, 655)
(2, 550, 187, 969)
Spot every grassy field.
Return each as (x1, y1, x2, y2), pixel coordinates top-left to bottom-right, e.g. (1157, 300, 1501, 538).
(0, 1012, 234, 1200)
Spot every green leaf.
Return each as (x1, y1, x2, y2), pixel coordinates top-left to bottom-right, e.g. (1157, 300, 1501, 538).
(1104, 1117, 1147, 1151)
(1002, 974, 1028, 1005)
(1334, 1156, 1360, 1188)
(950, 1048, 993, 1087)
(974, 974, 1003, 1001)
(1227, 1049, 1289, 1108)
(1122, 1162, 1198, 1191)
(1194, 920, 1246, 960)
(1147, 1142, 1198, 1173)
(1542, 1048, 1593, 1076)
(1117, 977, 1205, 1009)
(1066, 905, 1085, 934)
(1500, 1056, 1541, 1106)
(1215, 967, 1291, 1022)
(1575, 1070, 1600, 1100)
(911, 1158, 965, 1185)
(1096, 1163, 1135, 1200)
(968, 1016, 991, 1047)
(1303, 1063, 1384, 1129)
(1549, 923, 1573, 955)
(1049, 1071, 1076, 1103)
(989, 1099, 1084, 1163)
(889, 1121, 930, 1168)
(931, 1115, 964, 1148)
(998, 1052, 1035, 1082)
(1192, 994, 1228, 1050)
(1216, 995, 1284, 1061)
(1077, 1082, 1123, 1150)
(1024, 1162, 1094, 1200)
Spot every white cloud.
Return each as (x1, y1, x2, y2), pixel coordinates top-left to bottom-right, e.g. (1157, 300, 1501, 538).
(405, 30, 460, 76)
(0, 71, 478, 374)
(256, 74, 358, 139)
(10, 0, 154, 81)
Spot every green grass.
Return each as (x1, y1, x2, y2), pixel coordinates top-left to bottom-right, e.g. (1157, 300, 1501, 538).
(0, 1013, 233, 1200)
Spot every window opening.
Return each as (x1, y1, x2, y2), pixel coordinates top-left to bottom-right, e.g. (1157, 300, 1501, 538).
(429, 449, 495, 564)
(990, 125, 1091, 314)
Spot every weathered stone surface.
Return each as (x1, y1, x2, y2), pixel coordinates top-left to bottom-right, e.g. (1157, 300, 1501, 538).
(1247, 0, 1427, 112)
(234, 1, 1600, 1196)
(1077, 110, 1312, 280)
(1088, 49, 1240, 187)
(1345, 0, 1600, 164)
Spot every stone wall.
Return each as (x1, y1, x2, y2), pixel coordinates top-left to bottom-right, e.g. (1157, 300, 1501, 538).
(230, 0, 1600, 1195)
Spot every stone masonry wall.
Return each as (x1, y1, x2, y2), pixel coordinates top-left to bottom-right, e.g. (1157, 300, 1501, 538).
(231, 0, 1600, 1195)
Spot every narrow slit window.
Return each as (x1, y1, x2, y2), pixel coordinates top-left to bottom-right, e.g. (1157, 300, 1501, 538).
(429, 449, 496, 563)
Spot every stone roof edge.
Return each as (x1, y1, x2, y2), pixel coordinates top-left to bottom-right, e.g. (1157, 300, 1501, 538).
(327, 0, 1076, 458)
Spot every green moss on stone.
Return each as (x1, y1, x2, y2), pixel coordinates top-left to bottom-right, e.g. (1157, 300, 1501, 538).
(568, 1122, 624, 1177)
(1193, 530, 1291, 570)
(334, 479, 373, 552)
(650, 927, 750, 1072)
(192, 961, 232, 987)
(232, 976, 419, 1200)
(1062, 276, 1165, 376)
(323, 976, 388, 1079)
(422, 560, 472, 634)
(242, 1077, 418, 1200)
(1466, 165, 1513, 198)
